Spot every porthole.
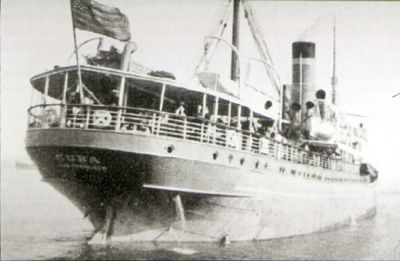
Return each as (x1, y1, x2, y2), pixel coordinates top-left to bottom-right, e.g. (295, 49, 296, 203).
(213, 152, 219, 160)
(240, 157, 245, 165)
(166, 145, 174, 153)
(228, 154, 234, 162)
(264, 162, 268, 169)
(255, 161, 259, 169)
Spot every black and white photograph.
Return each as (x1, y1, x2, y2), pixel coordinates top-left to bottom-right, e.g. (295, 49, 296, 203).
(1, 0, 400, 259)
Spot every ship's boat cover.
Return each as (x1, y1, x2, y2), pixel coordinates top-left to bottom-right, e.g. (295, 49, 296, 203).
(197, 72, 239, 97)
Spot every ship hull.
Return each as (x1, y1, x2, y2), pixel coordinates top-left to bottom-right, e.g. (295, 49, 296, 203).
(26, 128, 377, 242)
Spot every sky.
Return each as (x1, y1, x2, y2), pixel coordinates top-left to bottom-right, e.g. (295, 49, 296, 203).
(1, 0, 400, 189)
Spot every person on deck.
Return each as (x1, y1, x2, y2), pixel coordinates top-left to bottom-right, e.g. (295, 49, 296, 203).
(110, 89, 119, 106)
(66, 89, 82, 127)
(175, 102, 186, 116)
(196, 105, 203, 118)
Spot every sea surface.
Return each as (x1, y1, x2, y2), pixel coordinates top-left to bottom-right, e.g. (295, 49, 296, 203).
(1, 163, 400, 260)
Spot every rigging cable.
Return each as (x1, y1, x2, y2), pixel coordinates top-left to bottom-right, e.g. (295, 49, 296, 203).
(192, 0, 232, 77)
(242, 1, 280, 96)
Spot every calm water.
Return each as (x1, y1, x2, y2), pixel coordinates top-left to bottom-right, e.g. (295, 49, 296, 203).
(2, 164, 400, 260)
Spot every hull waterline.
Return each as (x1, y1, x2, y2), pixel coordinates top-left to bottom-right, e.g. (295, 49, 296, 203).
(26, 128, 377, 243)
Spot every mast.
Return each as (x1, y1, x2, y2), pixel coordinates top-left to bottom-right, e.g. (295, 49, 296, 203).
(69, 1, 84, 103)
(299, 53, 303, 123)
(331, 17, 338, 105)
(230, 0, 240, 82)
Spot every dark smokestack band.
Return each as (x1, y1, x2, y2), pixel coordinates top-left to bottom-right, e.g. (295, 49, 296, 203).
(292, 42, 315, 58)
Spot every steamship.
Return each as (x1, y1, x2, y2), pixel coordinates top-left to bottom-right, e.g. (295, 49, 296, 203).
(26, 0, 378, 243)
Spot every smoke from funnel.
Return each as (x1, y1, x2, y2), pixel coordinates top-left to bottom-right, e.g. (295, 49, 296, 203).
(297, 14, 334, 42)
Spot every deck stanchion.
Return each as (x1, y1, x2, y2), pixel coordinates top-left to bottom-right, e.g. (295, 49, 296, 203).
(151, 113, 156, 134)
(200, 122, 204, 143)
(159, 84, 166, 111)
(42, 76, 50, 127)
(61, 72, 68, 128)
(116, 77, 126, 131)
(156, 113, 161, 136)
(117, 42, 137, 131)
(228, 102, 232, 126)
(213, 97, 219, 144)
(183, 117, 187, 140)
(43, 76, 49, 105)
(85, 105, 90, 129)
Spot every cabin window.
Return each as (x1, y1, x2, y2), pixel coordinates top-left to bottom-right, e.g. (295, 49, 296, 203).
(125, 79, 162, 110)
(162, 88, 203, 116)
(253, 112, 274, 136)
(63, 71, 121, 106)
(240, 106, 251, 131)
(160, 86, 177, 114)
(217, 98, 230, 125)
(29, 71, 74, 128)
(31, 71, 74, 106)
(30, 89, 43, 107)
(230, 103, 240, 128)
(94, 75, 120, 105)
(181, 90, 203, 117)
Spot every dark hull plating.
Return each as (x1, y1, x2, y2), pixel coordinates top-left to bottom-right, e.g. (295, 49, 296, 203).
(26, 128, 377, 242)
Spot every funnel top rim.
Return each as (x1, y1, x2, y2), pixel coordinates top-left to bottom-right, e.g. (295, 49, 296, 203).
(292, 42, 315, 58)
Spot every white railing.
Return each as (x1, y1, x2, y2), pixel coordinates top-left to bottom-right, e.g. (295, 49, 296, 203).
(27, 104, 356, 172)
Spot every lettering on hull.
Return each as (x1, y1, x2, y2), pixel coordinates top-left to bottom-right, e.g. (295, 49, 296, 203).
(54, 153, 107, 172)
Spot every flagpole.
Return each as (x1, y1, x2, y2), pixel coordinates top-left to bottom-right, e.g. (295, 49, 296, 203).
(69, 0, 84, 103)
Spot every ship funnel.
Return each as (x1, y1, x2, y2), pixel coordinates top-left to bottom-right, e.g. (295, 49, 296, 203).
(292, 42, 316, 113)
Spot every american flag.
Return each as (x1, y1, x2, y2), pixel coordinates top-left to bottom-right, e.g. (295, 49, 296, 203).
(71, 0, 131, 41)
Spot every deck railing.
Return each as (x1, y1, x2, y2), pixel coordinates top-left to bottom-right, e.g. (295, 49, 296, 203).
(27, 104, 356, 172)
